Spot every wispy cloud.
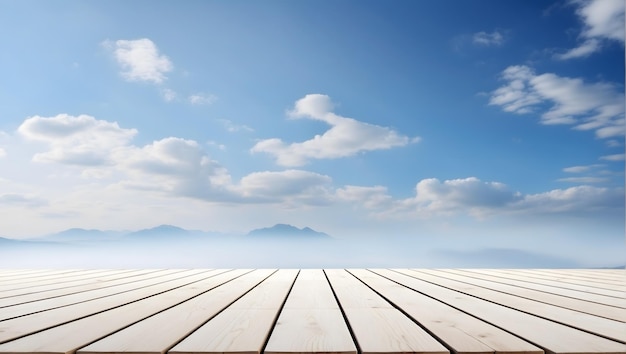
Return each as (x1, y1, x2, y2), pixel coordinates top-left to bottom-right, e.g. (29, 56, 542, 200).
(489, 65, 625, 138)
(0, 148, 5, 158)
(600, 153, 625, 161)
(251, 94, 419, 166)
(104, 38, 173, 84)
(348, 177, 624, 218)
(189, 93, 217, 105)
(472, 30, 505, 46)
(161, 88, 178, 102)
(557, 177, 608, 183)
(218, 119, 253, 132)
(563, 164, 603, 173)
(555, 0, 625, 59)
(0, 193, 48, 208)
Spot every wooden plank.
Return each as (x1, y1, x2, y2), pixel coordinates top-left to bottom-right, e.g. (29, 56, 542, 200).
(348, 269, 542, 354)
(0, 269, 98, 288)
(527, 269, 625, 282)
(443, 269, 626, 309)
(325, 269, 448, 354)
(400, 269, 626, 342)
(0, 269, 108, 286)
(520, 270, 626, 287)
(0, 269, 116, 292)
(0, 270, 250, 354)
(264, 269, 357, 354)
(465, 269, 625, 298)
(0, 269, 168, 307)
(170, 269, 298, 354)
(0, 269, 194, 320)
(77, 269, 274, 354)
(413, 269, 626, 321)
(497, 270, 626, 291)
(560, 270, 626, 281)
(373, 269, 626, 354)
(0, 269, 82, 282)
(0, 269, 223, 343)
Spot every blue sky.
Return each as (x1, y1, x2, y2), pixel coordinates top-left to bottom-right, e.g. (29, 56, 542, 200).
(0, 0, 624, 265)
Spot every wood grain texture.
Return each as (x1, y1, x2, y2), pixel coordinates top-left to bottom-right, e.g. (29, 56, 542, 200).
(348, 269, 542, 354)
(326, 269, 448, 354)
(0, 270, 245, 354)
(441, 269, 626, 308)
(412, 269, 626, 321)
(170, 269, 298, 354)
(77, 269, 270, 354)
(264, 269, 356, 354)
(376, 269, 626, 354)
(0, 269, 623, 354)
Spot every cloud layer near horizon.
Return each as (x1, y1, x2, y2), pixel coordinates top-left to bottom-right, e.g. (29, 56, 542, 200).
(5, 113, 622, 225)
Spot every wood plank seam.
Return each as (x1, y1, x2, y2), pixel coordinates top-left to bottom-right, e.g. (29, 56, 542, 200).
(0, 271, 204, 321)
(344, 269, 457, 354)
(0, 269, 231, 345)
(0, 269, 190, 301)
(372, 269, 554, 354)
(323, 269, 363, 354)
(259, 269, 301, 354)
(410, 269, 626, 320)
(478, 271, 623, 298)
(399, 269, 626, 345)
(0, 269, 171, 308)
(434, 269, 626, 309)
(67, 269, 255, 354)
(161, 269, 282, 354)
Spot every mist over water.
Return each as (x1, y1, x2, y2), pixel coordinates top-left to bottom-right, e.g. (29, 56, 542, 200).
(1, 233, 623, 268)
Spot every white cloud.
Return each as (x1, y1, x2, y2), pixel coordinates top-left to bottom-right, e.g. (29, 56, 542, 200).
(341, 177, 623, 219)
(218, 119, 254, 132)
(251, 94, 419, 166)
(13, 113, 623, 223)
(600, 153, 625, 161)
(238, 170, 333, 205)
(556, 0, 625, 59)
(555, 39, 601, 60)
(161, 88, 178, 102)
(0, 148, 5, 158)
(16, 114, 332, 207)
(336, 185, 392, 209)
(557, 177, 608, 183)
(563, 164, 603, 173)
(206, 141, 226, 151)
(407, 177, 519, 215)
(473, 31, 505, 46)
(18, 114, 137, 166)
(489, 65, 625, 138)
(606, 139, 622, 147)
(105, 38, 173, 84)
(0, 193, 47, 208)
(516, 185, 624, 213)
(189, 93, 217, 105)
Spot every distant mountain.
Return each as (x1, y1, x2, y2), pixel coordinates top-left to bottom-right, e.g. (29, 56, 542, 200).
(0, 236, 21, 244)
(125, 224, 194, 240)
(247, 224, 330, 239)
(35, 228, 123, 242)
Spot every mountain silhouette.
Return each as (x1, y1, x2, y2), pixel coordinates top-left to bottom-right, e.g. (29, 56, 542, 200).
(247, 224, 330, 239)
(125, 225, 192, 240)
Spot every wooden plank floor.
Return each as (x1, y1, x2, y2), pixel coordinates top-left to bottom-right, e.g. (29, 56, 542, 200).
(0, 269, 624, 354)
